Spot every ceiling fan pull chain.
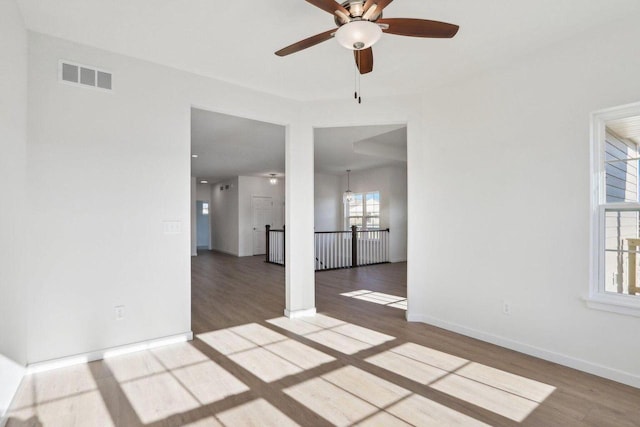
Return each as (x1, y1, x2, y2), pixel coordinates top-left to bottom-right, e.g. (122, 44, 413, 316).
(354, 52, 358, 100)
(358, 51, 362, 104)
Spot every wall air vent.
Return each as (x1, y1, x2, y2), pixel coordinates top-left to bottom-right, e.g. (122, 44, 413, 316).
(59, 60, 112, 91)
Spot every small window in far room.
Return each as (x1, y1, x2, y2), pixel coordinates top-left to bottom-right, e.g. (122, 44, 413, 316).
(345, 191, 380, 230)
(202, 202, 209, 215)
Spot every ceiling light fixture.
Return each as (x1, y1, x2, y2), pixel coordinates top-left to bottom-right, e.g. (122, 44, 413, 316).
(191, 154, 198, 158)
(344, 169, 353, 202)
(335, 20, 382, 51)
(269, 174, 278, 185)
(200, 180, 208, 184)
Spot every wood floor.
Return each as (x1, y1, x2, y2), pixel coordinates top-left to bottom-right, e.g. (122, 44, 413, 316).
(7, 251, 640, 426)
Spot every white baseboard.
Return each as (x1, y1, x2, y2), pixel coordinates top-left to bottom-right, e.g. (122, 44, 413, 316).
(26, 331, 193, 374)
(211, 249, 239, 257)
(284, 307, 317, 319)
(407, 312, 640, 389)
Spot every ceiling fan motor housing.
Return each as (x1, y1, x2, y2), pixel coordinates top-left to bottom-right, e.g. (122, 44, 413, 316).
(334, 1, 382, 26)
(275, 0, 460, 76)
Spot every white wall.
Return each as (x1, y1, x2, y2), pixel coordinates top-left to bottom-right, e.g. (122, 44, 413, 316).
(238, 176, 285, 257)
(341, 166, 407, 262)
(411, 17, 640, 387)
(15, 11, 640, 395)
(196, 182, 212, 201)
(285, 119, 317, 317)
(314, 173, 342, 231)
(190, 177, 197, 256)
(0, 0, 27, 417)
(209, 176, 285, 257)
(25, 32, 297, 364)
(210, 178, 239, 256)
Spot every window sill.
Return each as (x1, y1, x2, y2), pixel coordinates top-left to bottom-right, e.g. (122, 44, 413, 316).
(584, 293, 640, 317)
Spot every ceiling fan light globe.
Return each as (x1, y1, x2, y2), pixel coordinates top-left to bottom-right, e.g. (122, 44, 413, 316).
(335, 21, 382, 50)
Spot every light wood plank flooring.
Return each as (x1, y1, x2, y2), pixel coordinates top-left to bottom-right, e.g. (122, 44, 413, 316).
(6, 251, 640, 426)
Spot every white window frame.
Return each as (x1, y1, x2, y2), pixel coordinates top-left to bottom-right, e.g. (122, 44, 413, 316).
(344, 191, 380, 230)
(588, 101, 640, 317)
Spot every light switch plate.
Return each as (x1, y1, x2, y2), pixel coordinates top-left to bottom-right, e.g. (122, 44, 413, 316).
(162, 220, 182, 234)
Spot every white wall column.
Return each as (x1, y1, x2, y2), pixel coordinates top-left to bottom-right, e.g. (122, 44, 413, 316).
(190, 177, 197, 256)
(284, 120, 316, 318)
(0, 0, 28, 418)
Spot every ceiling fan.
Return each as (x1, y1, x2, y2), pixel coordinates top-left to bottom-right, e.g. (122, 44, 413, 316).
(275, 0, 459, 75)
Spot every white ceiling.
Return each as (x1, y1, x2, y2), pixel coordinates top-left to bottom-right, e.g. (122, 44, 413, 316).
(17, 0, 640, 101)
(191, 108, 285, 183)
(191, 109, 405, 181)
(315, 125, 406, 174)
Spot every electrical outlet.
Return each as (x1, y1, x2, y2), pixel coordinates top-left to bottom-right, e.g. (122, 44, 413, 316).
(115, 305, 125, 320)
(502, 301, 511, 315)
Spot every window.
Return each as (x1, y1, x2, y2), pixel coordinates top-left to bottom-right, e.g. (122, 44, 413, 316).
(345, 191, 380, 230)
(590, 103, 640, 316)
(202, 202, 209, 215)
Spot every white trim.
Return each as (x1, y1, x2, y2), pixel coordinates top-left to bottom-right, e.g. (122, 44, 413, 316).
(0, 356, 25, 427)
(26, 331, 193, 375)
(407, 313, 640, 389)
(589, 102, 640, 316)
(583, 294, 640, 317)
(210, 248, 239, 257)
(284, 307, 317, 319)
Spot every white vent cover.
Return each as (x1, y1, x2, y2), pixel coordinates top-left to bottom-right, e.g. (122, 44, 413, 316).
(59, 60, 112, 91)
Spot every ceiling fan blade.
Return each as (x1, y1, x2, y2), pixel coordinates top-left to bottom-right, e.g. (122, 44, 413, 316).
(275, 28, 336, 57)
(354, 47, 373, 74)
(373, 0, 394, 12)
(377, 18, 459, 38)
(305, 0, 350, 17)
(364, 0, 393, 18)
(363, 0, 376, 11)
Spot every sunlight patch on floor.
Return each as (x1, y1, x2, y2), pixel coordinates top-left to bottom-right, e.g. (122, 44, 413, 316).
(366, 342, 556, 422)
(8, 389, 115, 427)
(267, 314, 395, 355)
(284, 365, 489, 427)
(340, 290, 408, 310)
(385, 394, 490, 426)
(181, 399, 300, 427)
(111, 343, 250, 424)
(197, 323, 336, 382)
(171, 360, 249, 405)
(120, 372, 201, 424)
(8, 318, 555, 426)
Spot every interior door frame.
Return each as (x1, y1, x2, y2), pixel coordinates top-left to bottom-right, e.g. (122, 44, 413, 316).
(252, 195, 274, 256)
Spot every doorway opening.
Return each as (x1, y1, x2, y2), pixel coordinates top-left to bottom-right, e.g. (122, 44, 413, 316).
(313, 124, 408, 315)
(190, 108, 285, 258)
(190, 107, 286, 332)
(196, 200, 211, 251)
